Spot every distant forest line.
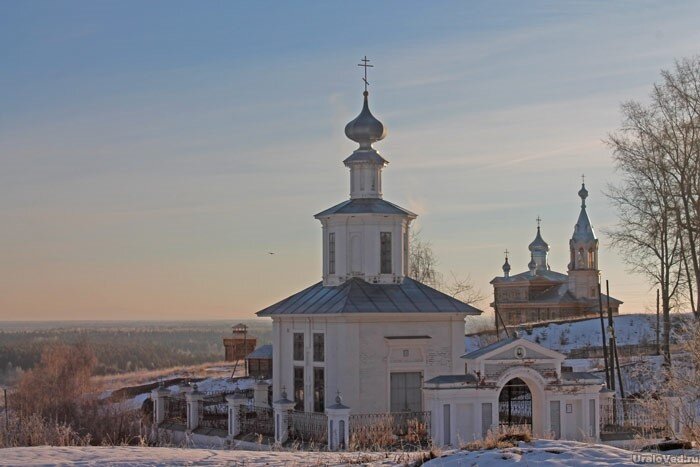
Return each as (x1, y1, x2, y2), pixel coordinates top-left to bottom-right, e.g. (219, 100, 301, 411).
(0, 320, 272, 385)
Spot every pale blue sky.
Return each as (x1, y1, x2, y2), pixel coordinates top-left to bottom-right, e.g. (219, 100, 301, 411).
(2, 1, 699, 320)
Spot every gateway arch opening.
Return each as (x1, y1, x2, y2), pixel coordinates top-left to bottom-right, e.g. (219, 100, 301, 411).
(498, 377, 533, 431)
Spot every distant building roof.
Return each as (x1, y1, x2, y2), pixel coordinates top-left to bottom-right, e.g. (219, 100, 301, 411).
(492, 269, 569, 284)
(246, 344, 272, 360)
(314, 198, 416, 218)
(256, 277, 482, 316)
(491, 270, 623, 305)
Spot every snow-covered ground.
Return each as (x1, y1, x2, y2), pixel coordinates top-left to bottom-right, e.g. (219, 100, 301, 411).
(3, 440, 696, 466)
(465, 314, 659, 355)
(425, 439, 699, 466)
(0, 446, 418, 466)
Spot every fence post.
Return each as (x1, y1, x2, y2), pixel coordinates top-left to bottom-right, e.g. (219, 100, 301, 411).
(226, 388, 247, 439)
(272, 388, 295, 444)
(150, 383, 170, 425)
(325, 392, 350, 451)
(254, 380, 270, 408)
(185, 384, 204, 432)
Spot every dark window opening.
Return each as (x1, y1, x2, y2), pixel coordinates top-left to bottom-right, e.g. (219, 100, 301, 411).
(328, 233, 335, 274)
(313, 367, 324, 413)
(390, 372, 422, 412)
(293, 332, 304, 361)
(380, 232, 392, 274)
(294, 366, 304, 411)
(313, 333, 324, 362)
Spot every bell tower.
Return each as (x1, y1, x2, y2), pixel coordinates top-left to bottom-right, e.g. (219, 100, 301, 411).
(568, 179, 599, 299)
(314, 58, 416, 286)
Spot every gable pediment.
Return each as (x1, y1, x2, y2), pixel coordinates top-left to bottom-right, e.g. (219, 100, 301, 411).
(463, 337, 565, 363)
(486, 345, 554, 361)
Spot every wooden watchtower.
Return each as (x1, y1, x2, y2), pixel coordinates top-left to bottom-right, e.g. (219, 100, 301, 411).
(223, 323, 257, 362)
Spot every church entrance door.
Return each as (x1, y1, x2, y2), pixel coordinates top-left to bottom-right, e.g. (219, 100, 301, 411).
(498, 378, 532, 432)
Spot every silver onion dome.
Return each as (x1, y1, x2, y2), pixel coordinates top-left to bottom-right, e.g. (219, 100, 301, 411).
(528, 226, 549, 253)
(345, 91, 386, 150)
(528, 258, 537, 271)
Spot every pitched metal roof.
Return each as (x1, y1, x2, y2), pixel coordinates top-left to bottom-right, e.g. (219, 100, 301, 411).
(490, 270, 624, 304)
(424, 374, 478, 385)
(314, 198, 416, 218)
(343, 149, 388, 165)
(492, 269, 569, 284)
(561, 371, 602, 382)
(245, 344, 272, 360)
(256, 277, 482, 316)
(461, 336, 518, 359)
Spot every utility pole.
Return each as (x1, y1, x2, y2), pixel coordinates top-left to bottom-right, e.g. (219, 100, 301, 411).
(606, 280, 615, 394)
(494, 302, 510, 340)
(597, 280, 611, 389)
(606, 280, 625, 398)
(656, 289, 660, 356)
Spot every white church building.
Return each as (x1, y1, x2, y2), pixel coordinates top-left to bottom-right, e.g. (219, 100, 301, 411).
(256, 73, 608, 446)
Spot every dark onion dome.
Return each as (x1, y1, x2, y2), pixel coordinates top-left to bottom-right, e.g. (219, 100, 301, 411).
(578, 182, 589, 206)
(502, 257, 511, 275)
(528, 226, 550, 253)
(344, 91, 386, 150)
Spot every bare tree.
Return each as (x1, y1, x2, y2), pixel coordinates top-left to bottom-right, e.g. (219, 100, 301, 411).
(634, 317, 700, 443)
(654, 59, 700, 314)
(606, 104, 684, 365)
(442, 271, 486, 306)
(408, 229, 485, 306)
(408, 229, 440, 289)
(610, 58, 700, 318)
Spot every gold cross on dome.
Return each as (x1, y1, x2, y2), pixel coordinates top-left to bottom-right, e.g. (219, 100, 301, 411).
(504, 249, 509, 259)
(357, 56, 373, 92)
(536, 216, 542, 227)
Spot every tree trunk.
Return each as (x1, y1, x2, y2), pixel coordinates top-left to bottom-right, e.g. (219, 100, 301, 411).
(663, 292, 672, 366)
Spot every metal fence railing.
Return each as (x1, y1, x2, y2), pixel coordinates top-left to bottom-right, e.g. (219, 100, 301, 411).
(198, 396, 228, 431)
(600, 398, 669, 436)
(288, 411, 327, 445)
(162, 396, 187, 426)
(348, 411, 430, 450)
(238, 405, 275, 438)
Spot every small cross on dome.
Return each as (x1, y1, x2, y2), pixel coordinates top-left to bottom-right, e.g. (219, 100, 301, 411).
(357, 56, 373, 93)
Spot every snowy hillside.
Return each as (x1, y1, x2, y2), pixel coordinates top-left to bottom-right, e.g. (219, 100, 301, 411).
(465, 314, 659, 355)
